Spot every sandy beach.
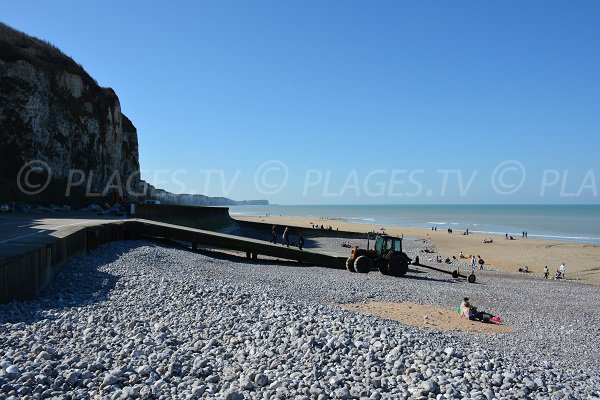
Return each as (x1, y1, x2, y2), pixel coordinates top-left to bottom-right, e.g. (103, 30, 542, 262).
(339, 301, 513, 334)
(235, 215, 600, 285)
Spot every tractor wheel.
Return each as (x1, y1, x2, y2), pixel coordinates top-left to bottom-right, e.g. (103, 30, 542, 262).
(388, 256, 409, 277)
(378, 262, 389, 275)
(346, 257, 356, 272)
(354, 256, 372, 273)
(451, 270, 460, 279)
(468, 273, 476, 283)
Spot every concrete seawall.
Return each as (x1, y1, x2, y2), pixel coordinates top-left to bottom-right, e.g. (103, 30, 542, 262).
(1, 207, 348, 303)
(136, 204, 235, 231)
(1, 203, 237, 303)
(235, 219, 366, 239)
(0, 221, 131, 303)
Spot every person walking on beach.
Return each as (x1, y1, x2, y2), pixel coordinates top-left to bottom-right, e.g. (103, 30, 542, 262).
(471, 255, 477, 269)
(559, 263, 566, 279)
(544, 265, 549, 279)
(298, 232, 305, 250)
(282, 227, 290, 247)
(270, 226, 277, 244)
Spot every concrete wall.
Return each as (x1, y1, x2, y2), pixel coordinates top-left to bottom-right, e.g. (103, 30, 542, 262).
(0, 222, 129, 303)
(136, 204, 235, 231)
(1, 211, 355, 303)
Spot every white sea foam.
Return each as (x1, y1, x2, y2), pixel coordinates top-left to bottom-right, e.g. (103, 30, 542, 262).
(344, 217, 376, 222)
(469, 230, 600, 243)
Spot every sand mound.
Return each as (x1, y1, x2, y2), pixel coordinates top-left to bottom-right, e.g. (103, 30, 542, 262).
(340, 301, 513, 334)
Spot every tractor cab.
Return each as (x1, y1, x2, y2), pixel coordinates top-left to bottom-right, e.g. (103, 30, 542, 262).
(374, 235, 402, 257)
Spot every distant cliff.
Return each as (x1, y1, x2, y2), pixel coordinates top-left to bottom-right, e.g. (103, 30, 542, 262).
(141, 180, 268, 206)
(0, 22, 140, 203)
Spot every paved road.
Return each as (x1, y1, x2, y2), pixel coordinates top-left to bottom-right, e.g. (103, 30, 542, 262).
(0, 212, 128, 246)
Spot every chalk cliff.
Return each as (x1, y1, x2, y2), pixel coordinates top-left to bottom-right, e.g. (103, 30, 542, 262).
(0, 22, 140, 203)
(0, 23, 267, 207)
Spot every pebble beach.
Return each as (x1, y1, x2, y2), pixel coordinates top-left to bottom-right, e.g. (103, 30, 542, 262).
(0, 236, 599, 399)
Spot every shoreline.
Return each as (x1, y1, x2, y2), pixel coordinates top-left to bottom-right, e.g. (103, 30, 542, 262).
(234, 215, 600, 285)
(230, 213, 600, 245)
(229, 204, 600, 245)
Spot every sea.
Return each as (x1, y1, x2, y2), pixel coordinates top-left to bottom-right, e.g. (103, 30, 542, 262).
(229, 204, 600, 244)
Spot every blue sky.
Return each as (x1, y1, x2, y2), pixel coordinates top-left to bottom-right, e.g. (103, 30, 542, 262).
(3, 1, 599, 204)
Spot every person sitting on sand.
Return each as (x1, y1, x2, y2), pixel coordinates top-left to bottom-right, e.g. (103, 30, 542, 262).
(459, 297, 469, 314)
(468, 305, 494, 322)
(461, 301, 471, 319)
(445, 257, 451, 264)
(461, 300, 497, 323)
(459, 251, 465, 259)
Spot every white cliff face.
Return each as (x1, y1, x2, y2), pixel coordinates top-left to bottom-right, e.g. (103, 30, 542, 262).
(0, 58, 140, 201)
(57, 71, 84, 98)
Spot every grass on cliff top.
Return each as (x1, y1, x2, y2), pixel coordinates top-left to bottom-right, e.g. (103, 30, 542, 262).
(0, 21, 97, 85)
